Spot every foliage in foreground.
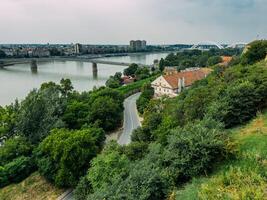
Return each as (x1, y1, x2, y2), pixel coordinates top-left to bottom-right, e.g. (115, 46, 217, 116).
(75, 119, 227, 200)
(35, 127, 105, 187)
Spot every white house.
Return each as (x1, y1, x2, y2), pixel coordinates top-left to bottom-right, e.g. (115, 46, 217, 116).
(151, 68, 212, 97)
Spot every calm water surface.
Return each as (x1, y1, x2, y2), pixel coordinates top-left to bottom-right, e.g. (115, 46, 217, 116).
(0, 52, 169, 106)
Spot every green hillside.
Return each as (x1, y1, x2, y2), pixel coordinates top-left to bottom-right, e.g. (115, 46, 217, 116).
(176, 111, 267, 199)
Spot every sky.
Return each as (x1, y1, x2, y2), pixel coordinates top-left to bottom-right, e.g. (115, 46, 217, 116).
(0, 0, 266, 44)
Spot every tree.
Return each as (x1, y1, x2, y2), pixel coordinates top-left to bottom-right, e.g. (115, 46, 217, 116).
(0, 50, 6, 58)
(137, 83, 154, 114)
(106, 72, 122, 88)
(35, 128, 105, 187)
(207, 56, 222, 66)
(89, 96, 123, 131)
(60, 78, 74, 96)
(159, 58, 165, 72)
(241, 40, 267, 65)
(124, 63, 139, 76)
(62, 100, 89, 129)
(210, 81, 258, 128)
(0, 136, 33, 166)
(162, 120, 226, 183)
(135, 67, 150, 80)
(88, 151, 130, 191)
(16, 87, 66, 144)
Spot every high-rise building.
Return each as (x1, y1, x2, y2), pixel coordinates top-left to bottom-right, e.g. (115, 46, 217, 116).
(74, 43, 83, 54)
(130, 40, 147, 51)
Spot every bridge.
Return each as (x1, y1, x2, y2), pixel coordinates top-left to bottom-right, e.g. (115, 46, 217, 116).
(0, 57, 151, 74)
(191, 41, 224, 50)
(191, 41, 248, 50)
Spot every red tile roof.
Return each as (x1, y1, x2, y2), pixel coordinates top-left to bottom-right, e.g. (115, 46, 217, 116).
(163, 68, 212, 89)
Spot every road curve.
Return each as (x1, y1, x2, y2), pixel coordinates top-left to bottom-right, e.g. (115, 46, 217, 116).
(58, 93, 141, 200)
(118, 93, 141, 145)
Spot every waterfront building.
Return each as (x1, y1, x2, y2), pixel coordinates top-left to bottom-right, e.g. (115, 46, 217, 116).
(152, 68, 212, 97)
(130, 40, 147, 51)
(74, 43, 83, 54)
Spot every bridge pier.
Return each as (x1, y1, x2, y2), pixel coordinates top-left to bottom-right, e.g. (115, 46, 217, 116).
(31, 60, 38, 74)
(92, 62, 98, 79)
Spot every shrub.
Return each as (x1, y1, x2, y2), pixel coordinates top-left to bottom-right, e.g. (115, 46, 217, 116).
(0, 136, 33, 166)
(74, 176, 92, 200)
(35, 128, 105, 187)
(162, 120, 226, 184)
(0, 156, 35, 188)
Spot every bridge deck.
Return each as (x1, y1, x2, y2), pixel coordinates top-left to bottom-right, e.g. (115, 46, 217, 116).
(0, 57, 151, 67)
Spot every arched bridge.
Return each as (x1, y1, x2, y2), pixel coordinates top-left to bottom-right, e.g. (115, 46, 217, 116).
(191, 41, 224, 50)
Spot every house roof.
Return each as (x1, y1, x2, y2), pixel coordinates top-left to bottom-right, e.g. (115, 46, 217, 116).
(220, 56, 233, 65)
(162, 68, 212, 89)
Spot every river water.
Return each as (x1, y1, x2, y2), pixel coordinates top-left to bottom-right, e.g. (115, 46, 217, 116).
(0, 52, 169, 106)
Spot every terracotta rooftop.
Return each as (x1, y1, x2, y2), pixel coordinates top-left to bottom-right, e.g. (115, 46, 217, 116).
(163, 68, 212, 89)
(220, 56, 233, 65)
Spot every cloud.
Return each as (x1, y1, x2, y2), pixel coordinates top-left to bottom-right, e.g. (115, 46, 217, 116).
(0, 0, 266, 44)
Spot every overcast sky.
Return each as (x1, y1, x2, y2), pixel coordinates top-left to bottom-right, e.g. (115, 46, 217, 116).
(0, 0, 266, 44)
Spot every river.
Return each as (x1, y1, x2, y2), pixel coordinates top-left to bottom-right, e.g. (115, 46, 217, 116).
(0, 52, 169, 106)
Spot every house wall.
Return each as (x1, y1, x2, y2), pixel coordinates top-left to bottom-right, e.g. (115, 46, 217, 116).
(151, 76, 178, 97)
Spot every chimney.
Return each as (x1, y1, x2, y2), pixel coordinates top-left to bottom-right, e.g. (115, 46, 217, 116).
(178, 78, 182, 93)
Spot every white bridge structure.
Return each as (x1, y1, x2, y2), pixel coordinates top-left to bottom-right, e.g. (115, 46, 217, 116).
(191, 41, 247, 50)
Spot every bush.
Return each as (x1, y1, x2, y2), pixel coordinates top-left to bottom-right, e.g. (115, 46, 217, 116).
(137, 83, 154, 114)
(207, 56, 222, 66)
(87, 151, 130, 191)
(0, 156, 35, 188)
(35, 128, 105, 187)
(16, 87, 66, 144)
(162, 120, 226, 184)
(74, 176, 92, 200)
(241, 40, 267, 65)
(0, 136, 33, 166)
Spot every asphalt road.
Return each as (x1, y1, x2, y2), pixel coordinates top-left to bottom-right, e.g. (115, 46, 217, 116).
(118, 92, 141, 145)
(59, 93, 141, 200)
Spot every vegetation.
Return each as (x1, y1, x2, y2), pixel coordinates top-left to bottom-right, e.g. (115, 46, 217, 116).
(35, 128, 105, 187)
(1, 40, 267, 199)
(0, 79, 124, 189)
(136, 83, 154, 114)
(73, 40, 267, 199)
(161, 48, 242, 71)
(0, 172, 64, 200)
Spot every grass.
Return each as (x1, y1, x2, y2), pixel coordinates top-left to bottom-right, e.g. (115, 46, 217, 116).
(0, 172, 64, 200)
(175, 111, 267, 200)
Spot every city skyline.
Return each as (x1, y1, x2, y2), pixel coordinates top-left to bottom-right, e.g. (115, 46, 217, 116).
(0, 0, 266, 44)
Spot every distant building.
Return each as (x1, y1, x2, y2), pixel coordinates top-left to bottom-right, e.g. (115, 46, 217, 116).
(130, 40, 147, 51)
(74, 43, 83, 54)
(152, 68, 212, 97)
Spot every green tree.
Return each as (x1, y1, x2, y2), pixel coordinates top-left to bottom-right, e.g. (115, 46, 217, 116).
(89, 96, 123, 131)
(36, 128, 105, 187)
(0, 136, 33, 166)
(60, 78, 74, 96)
(124, 63, 139, 76)
(88, 151, 130, 191)
(16, 87, 65, 144)
(159, 58, 165, 72)
(0, 50, 6, 58)
(241, 40, 267, 65)
(207, 56, 222, 66)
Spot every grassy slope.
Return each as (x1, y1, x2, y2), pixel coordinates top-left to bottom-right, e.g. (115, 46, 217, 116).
(176, 111, 267, 200)
(0, 172, 64, 200)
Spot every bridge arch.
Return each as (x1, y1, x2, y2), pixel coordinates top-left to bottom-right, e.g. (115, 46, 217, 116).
(191, 41, 224, 50)
(226, 42, 247, 48)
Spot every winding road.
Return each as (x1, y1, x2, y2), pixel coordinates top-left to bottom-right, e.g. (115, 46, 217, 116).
(118, 92, 141, 145)
(59, 93, 141, 200)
